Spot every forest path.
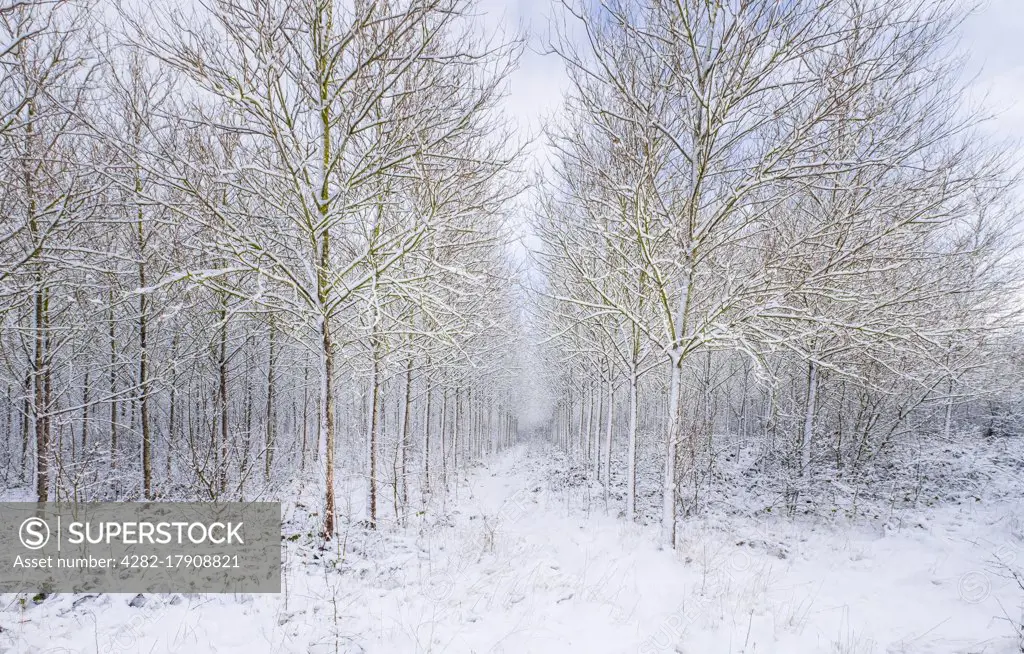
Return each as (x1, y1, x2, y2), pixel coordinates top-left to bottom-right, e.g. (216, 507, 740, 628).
(386, 442, 693, 653)
(4, 442, 1023, 654)
(317, 441, 1024, 653)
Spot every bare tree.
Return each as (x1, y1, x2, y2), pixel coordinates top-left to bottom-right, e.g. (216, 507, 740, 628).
(542, 0, 1020, 546)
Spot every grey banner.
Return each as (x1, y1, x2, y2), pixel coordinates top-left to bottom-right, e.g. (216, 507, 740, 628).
(0, 503, 281, 593)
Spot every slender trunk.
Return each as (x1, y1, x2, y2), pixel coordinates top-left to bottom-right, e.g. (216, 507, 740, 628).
(217, 296, 229, 496)
(320, 313, 336, 538)
(300, 359, 309, 471)
(943, 374, 954, 441)
(43, 320, 52, 498)
(565, 402, 570, 451)
(109, 296, 118, 473)
(592, 378, 602, 477)
(561, 403, 566, 450)
(139, 293, 151, 497)
(366, 332, 381, 529)
(468, 388, 475, 459)
(34, 286, 49, 502)
(137, 175, 153, 500)
(21, 373, 30, 481)
(662, 258, 693, 548)
(565, 390, 572, 453)
(452, 387, 460, 494)
(604, 376, 613, 495)
(439, 386, 447, 491)
(391, 388, 400, 522)
(661, 356, 682, 549)
(487, 402, 493, 456)
(627, 369, 638, 523)
(81, 370, 90, 453)
(2, 385, 8, 466)
(422, 374, 432, 500)
(241, 343, 254, 483)
(943, 401, 953, 441)
(801, 360, 818, 478)
(26, 99, 50, 502)
(399, 357, 412, 523)
(167, 357, 177, 482)
(265, 321, 277, 482)
(578, 387, 586, 460)
(314, 0, 337, 541)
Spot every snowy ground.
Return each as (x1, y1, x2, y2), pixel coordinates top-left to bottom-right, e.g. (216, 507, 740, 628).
(3, 443, 1023, 653)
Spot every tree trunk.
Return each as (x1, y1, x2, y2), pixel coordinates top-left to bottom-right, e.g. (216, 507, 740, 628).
(137, 174, 153, 500)
(241, 342, 254, 486)
(452, 387, 460, 497)
(300, 359, 309, 472)
(21, 372, 30, 482)
(626, 369, 638, 523)
(320, 313, 337, 539)
(439, 386, 447, 492)
(366, 332, 381, 530)
(265, 321, 276, 482)
(399, 356, 412, 523)
(314, 0, 337, 541)
(801, 360, 818, 477)
(109, 296, 118, 475)
(592, 377, 602, 477)
(661, 356, 682, 549)
(604, 376, 614, 498)
(217, 296, 229, 496)
(422, 373, 432, 500)
(139, 287, 151, 498)
(943, 375, 954, 441)
(34, 286, 50, 502)
(581, 388, 589, 460)
(167, 351, 177, 482)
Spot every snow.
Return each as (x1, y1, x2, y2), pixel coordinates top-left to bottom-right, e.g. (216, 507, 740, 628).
(3, 443, 1022, 653)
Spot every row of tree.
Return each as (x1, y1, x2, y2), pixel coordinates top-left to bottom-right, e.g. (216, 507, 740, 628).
(535, 0, 1023, 547)
(0, 0, 529, 539)
(2, 0, 1021, 550)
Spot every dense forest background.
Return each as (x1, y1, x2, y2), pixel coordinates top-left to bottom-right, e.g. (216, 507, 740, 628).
(0, 0, 1021, 551)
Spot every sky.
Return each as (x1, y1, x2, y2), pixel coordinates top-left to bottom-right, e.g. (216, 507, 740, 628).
(476, 0, 569, 163)
(483, 0, 1024, 156)
(961, 0, 1024, 143)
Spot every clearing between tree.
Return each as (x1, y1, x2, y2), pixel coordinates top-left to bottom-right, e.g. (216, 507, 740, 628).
(4, 442, 1022, 654)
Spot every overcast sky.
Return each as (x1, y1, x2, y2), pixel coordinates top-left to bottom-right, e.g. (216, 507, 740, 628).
(961, 0, 1024, 142)
(480, 0, 1024, 267)
(483, 0, 1024, 161)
